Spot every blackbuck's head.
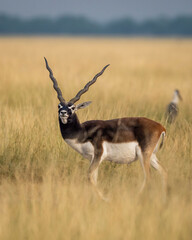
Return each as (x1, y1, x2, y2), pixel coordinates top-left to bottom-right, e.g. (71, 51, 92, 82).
(44, 57, 109, 124)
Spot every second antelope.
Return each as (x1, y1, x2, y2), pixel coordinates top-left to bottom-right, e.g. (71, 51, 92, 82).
(166, 89, 182, 124)
(44, 58, 167, 200)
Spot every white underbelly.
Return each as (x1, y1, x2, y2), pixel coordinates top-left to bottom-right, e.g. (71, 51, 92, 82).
(102, 141, 138, 164)
(65, 139, 138, 164)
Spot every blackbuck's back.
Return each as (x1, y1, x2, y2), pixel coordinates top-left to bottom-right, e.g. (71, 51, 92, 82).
(80, 117, 166, 151)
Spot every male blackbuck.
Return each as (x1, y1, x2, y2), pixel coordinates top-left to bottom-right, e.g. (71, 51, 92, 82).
(166, 89, 182, 124)
(44, 57, 167, 200)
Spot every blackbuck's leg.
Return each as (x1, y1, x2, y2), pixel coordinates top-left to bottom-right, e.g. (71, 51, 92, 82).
(88, 155, 108, 201)
(136, 146, 146, 193)
(136, 146, 152, 193)
(88, 157, 100, 187)
(88, 142, 107, 201)
(150, 153, 168, 201)
(88, 132, 108, 201)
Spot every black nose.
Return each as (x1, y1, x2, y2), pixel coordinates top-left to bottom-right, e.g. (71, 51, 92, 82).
(60, 110, 66, 116)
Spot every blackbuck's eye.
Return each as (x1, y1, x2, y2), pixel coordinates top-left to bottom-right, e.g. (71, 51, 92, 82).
(68, 105, 75, 111)
(58, 104, 63, 109)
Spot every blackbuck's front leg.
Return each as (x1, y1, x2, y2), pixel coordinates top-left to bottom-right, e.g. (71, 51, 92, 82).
(88, 157, 108, 201)
(88, 140, 108, 201)
(88, 156, 100, 187)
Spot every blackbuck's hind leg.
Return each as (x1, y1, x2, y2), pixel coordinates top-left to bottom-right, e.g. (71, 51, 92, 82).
(88, 155, 107, 201)
(136, 146, 151, 193)
(150, 153, 168, 200)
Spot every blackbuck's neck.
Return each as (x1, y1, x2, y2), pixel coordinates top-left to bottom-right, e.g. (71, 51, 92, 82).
(59, 114, 82, 139)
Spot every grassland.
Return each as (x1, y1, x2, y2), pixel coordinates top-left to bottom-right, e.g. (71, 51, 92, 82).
(0, 37, 192, 240)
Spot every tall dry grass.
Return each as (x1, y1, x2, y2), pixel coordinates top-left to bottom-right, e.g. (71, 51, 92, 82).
(0, 37, 192, 240)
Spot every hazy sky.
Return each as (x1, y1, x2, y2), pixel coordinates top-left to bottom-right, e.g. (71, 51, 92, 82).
(1, 0, 192, 22)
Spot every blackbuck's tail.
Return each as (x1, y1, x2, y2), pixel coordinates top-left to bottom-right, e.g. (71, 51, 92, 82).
(159, 131, 166, 150)
(153, 131, 166, 153)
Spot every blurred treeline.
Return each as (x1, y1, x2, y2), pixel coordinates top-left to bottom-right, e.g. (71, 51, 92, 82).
(0, 14, 192, 35)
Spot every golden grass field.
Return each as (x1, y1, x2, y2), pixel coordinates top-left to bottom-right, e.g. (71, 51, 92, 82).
(0, 37, 192, 240)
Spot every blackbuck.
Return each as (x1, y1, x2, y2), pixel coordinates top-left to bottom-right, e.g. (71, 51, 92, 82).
(166, 89, 182, 124)
(44, 57, 167, 200)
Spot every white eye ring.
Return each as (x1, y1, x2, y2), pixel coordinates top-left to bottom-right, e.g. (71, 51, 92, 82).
(58, 104, 63, 109)
(68, 105, 76, 111)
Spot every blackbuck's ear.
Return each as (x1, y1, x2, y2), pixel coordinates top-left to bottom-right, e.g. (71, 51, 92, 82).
(76, 101, 92, 110)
